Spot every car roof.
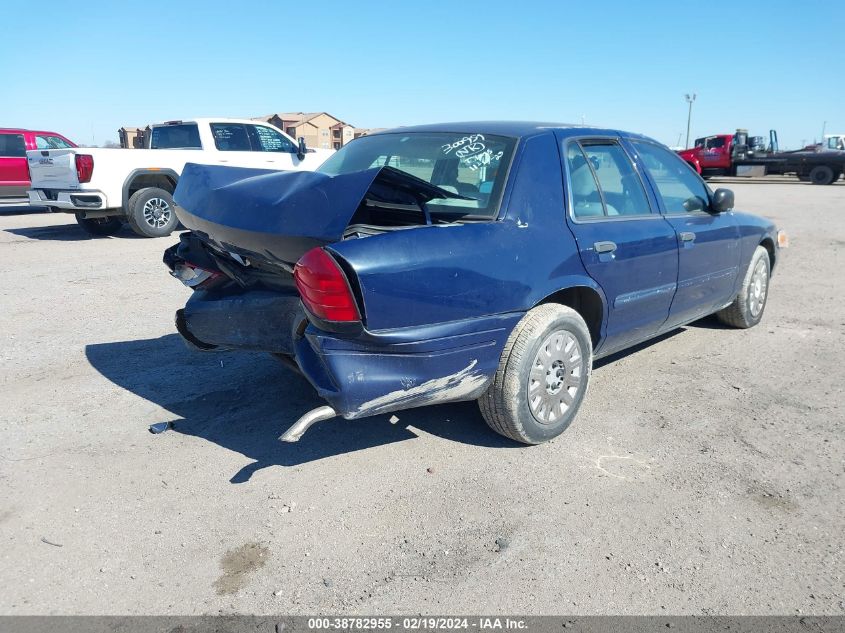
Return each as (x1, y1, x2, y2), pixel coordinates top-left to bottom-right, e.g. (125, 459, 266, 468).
(369, 121, 659, 143)
(162, 117, 278, 126)
(0, 128, 69, 136)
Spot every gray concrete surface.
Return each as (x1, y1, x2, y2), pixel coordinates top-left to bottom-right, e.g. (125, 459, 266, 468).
(1, 180, 843, 615)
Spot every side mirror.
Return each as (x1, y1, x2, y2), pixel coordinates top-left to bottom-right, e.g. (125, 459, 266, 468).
(296, 137, 307, 161)
(711, 188, 734, 213)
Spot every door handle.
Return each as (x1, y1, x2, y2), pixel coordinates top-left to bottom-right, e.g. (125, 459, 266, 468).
(679, 232, 696, 242)
(594, 241, 617, 253)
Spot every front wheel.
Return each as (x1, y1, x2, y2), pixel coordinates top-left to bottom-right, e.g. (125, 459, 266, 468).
(75, 213, 123, 236)
(478, 304, 593, 444)
(716, 245, 771, 329)
(125, 187, 179, 237)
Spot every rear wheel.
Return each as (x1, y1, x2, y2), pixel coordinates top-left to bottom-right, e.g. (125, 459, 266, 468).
(126, 187, 179, 237)
(716, 245, 770, 329)
(75, 213, 123, 236)
(478, 304, 592, 444)
(808, 165, 836, 185)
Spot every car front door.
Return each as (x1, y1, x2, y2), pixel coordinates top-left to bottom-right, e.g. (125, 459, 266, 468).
(0, 132, 29, 198)
(699, 136, 728, 170)
(245, 124, 299, 170)
(562, 137, 679, 355)
(628, 140, 741, 329)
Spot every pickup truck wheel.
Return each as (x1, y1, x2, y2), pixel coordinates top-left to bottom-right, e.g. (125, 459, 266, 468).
(75, 213, 123, 236)
(126, 187, 178, 237)
(478, 304, 592, 444)
(716, 245, 770, 329)
(808, 165, 835, 185)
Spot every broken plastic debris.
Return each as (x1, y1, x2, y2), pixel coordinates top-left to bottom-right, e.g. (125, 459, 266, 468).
(389, 415, 400, 424)
(149, 422, 174, 434)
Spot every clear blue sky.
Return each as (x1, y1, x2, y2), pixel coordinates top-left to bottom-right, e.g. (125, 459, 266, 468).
(1, 0, 842, 149)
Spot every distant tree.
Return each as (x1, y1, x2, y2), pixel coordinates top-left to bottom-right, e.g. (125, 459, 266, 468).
(102, 141, 122, 148)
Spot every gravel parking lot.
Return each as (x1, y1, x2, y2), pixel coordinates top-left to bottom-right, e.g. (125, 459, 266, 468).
(1, 178, 843, 615)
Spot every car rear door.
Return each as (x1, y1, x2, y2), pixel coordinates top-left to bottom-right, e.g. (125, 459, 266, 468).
(561, 136, 679, 355)
(0, 132, 29, 198)
(628, 140, 740, 329)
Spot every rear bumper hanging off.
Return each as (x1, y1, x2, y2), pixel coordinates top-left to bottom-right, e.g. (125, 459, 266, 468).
(175, 287, 522, 422)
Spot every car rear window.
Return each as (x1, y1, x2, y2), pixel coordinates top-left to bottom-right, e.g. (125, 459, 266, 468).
(149, 124, 202, 149)
(317, 132, 516, 219)
(35, 135, 74, 150)
(0, 133, 26, 157)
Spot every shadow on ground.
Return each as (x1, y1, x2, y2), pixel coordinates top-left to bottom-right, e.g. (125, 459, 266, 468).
(0, 204, 48, 215)
(593, 328, 685, 369)
(85, 334, 516, 481)
(5, 223, 139, 241)
(686, 314, 733, 330)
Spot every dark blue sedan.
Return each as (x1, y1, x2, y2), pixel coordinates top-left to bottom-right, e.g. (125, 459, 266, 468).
(164, 122, 786, 444)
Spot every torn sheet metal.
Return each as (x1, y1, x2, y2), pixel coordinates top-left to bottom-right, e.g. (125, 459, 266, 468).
(174, 164, 471, 265)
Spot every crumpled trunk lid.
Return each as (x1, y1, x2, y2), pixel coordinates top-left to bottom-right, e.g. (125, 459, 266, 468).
(173, 162, 473, 267)
(173, 163, 382, 266)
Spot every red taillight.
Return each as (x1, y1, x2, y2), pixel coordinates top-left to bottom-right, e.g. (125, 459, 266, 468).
(75, 154, 94, 183)
(294, 248, 360, 322)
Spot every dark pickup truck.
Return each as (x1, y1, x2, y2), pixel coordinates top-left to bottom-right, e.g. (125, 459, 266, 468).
(678, 129, 845, 185)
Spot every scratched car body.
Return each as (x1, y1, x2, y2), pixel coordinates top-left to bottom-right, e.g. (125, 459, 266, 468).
(164, 122, 785, 444)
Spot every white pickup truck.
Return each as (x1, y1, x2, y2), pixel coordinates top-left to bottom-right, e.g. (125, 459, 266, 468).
(27, 118, 333, 237)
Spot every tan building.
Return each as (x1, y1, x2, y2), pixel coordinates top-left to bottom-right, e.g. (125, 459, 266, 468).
(252, 112, 357, 150)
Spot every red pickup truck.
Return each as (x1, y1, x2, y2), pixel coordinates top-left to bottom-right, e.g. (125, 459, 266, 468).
(0, 128, 76, 201)
(677, 129, 845, 185)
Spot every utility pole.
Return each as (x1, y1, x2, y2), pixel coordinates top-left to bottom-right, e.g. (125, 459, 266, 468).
(684, 93, 697, 148)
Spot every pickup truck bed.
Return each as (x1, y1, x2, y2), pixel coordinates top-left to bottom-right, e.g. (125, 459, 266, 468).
(27, 118, 333, 237)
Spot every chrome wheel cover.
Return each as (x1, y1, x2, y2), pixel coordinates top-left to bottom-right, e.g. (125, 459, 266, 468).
(142, 197, 172, 229)
(527, 329, 584, 424)
(748, 258, 769, 317)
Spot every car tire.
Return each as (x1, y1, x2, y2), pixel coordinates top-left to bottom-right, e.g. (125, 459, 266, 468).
(125, 187, 179, 237)
(716, 245, 771, 329)
(478, 303, 592, 444)
(808, 165, 835, 185)
(75, 213, 123, 236)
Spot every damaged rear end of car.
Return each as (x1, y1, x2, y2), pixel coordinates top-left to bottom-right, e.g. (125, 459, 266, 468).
(164, 130, 522, 437)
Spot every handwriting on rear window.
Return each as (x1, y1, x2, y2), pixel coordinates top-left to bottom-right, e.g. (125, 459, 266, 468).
(442, 134, 486, 158)
(464, 149, 504, 171)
